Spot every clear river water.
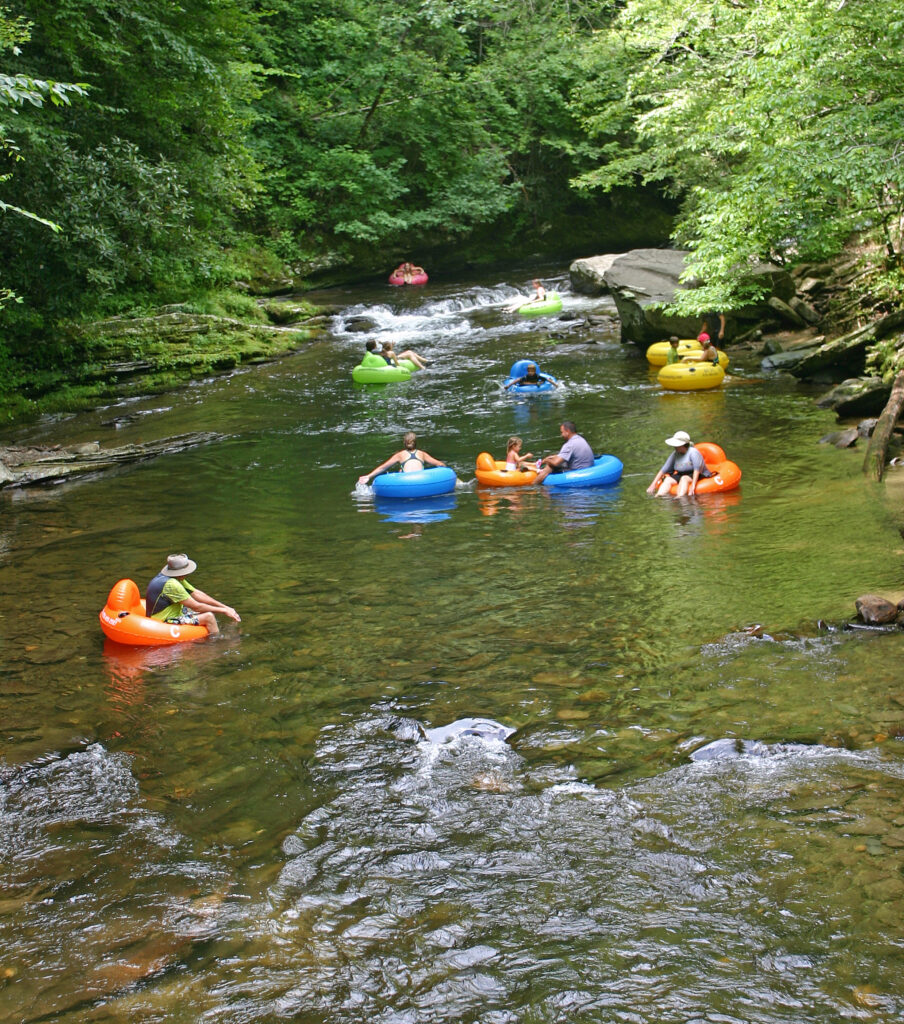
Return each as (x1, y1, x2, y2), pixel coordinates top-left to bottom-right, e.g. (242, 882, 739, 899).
(2, 269, 904, 1023)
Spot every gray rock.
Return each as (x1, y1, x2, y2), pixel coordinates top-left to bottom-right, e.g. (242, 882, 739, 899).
(858, 418, 879, 438)
(855, 595, 900, 625)
(793, 311, 904, 380)
(767, 296, 808, 326)
(344, 317, 377, 333)
(797, 276, 825, 294)
(788, 295, 821, 324)
(815, 377, 891, 417)
(569, 254, 626, 296)
(761, 345, 823, 370)
(574, 248, 791, 347)
(832, 427, 860, 448)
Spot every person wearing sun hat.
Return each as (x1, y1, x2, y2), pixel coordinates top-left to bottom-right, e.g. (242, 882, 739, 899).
(646, 430, 712, 498)
(145, 553, 240, 634)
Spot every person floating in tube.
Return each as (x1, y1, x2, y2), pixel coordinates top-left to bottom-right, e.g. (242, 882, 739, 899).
(646, 431, 712, 498)
(504, 362, 555, 390)
(505, 279, 546, 312)
(145, 553, 240, 634)
(358, 431, 446, 486)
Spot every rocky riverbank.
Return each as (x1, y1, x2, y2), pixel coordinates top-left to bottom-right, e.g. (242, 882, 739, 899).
(570, 244, 904, 475)
(1, 296, 334, 425)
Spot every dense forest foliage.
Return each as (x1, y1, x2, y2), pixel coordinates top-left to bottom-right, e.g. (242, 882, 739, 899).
(1, 0, 902, 405)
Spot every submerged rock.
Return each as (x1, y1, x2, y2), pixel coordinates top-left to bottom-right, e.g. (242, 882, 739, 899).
(423, 718, 515, 745)
(689, 738, 770, 761)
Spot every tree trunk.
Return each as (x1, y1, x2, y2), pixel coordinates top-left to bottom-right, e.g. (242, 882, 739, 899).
(862, 370, 904, 481)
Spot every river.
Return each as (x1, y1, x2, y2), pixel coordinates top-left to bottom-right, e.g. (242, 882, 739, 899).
(2, 269, 904, 1022)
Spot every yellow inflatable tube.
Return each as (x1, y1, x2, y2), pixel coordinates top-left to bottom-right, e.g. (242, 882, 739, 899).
(646, 339, 701, 366)
(658, 362, 725, 391)
(682, 349, 730, 370)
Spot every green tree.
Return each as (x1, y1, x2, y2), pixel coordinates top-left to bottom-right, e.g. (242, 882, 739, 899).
(249, 0, 631, 264)
(0, 6, 85, 307)
(574, 0, 904, 311)
(0, 0, 259, 319)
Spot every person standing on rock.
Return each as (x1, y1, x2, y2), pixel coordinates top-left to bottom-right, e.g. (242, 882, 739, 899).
(700, 312, 726, 346)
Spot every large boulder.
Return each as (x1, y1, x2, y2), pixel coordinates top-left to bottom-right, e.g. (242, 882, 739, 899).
(570, 248, 792, 347)
(569, 254, 627, 296)
(792, 310, 904, 382)
(855, 595, 900, 625)
(814, 377, 892, 417)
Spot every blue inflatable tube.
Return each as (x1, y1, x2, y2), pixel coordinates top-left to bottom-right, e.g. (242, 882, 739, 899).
(541, 455, 623, 489)
(504, 376, 558, 394)
(371, 466, 457, 498)
(375, 492, 457, 524)
(503, 359, 558, 394)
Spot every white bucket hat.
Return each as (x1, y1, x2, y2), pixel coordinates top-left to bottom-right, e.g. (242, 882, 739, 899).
(665, 431, 692, 447)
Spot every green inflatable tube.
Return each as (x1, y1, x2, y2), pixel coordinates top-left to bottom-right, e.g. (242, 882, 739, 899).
(518, 292, 563, 317)
(352, 363, 412, 384)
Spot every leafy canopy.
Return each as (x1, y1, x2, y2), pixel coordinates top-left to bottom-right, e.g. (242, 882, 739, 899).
(574, 0, 904, 311)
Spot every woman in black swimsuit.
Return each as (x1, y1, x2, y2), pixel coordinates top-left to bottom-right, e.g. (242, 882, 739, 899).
(357, 431, 446, 486)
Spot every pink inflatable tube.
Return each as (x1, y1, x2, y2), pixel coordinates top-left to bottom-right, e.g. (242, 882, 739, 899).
(389, 271, 428, 286)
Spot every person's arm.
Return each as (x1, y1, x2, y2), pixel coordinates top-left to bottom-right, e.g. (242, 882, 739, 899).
(543, 453, 565, 469)
(690, 448, 709, 494)
(420, 450, 446, 468)
(647, 454, 675, 493)
(358, 452, 401, 484)
(183, 591, 241, 622)
(717, 314, 726, 341)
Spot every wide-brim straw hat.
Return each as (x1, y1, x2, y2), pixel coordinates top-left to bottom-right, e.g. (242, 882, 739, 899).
(161, 553, 197, 576)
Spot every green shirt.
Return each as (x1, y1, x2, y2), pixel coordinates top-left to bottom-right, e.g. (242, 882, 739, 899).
(666, 346, 681, 364)
(150, 578, 196, 621)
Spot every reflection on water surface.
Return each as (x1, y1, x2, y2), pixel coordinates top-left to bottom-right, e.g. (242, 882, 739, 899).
(1, 271, 903, 1021)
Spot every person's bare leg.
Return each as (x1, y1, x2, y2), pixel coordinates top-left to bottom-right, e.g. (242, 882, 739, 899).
(199, 611, 219, 634)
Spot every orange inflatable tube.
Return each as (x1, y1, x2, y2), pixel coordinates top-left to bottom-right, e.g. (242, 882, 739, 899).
(474, 452, 538, 487)
(99, 578, 209, 646)
(667, 442, 741, 495)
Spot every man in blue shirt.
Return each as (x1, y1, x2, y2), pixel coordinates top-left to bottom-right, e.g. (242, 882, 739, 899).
(534, 421, 594, 484)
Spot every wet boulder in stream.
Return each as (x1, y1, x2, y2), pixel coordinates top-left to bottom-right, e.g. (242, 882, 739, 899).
(855, 595, 900, 625)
